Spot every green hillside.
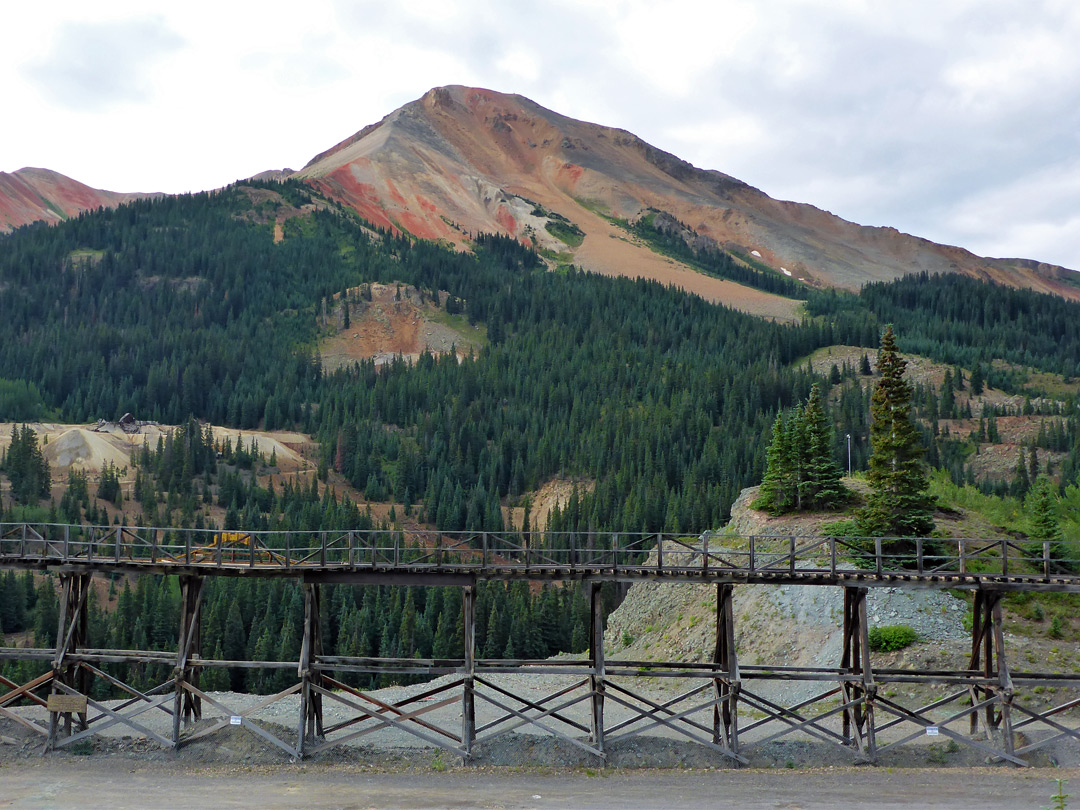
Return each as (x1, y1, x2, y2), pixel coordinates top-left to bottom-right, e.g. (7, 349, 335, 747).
(4, 179, 1080, 691)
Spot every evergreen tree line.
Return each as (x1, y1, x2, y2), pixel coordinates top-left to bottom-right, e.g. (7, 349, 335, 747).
(754, 384, 848, 514)
(2, 425, 51, 504)
(808, 272, 1080, 379)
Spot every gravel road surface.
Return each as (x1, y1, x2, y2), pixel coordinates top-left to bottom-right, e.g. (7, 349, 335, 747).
(0, 761, 1071, 810)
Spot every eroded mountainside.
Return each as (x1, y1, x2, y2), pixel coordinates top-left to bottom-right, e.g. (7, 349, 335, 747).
(0, 168, 153, 231)
(296, 85, 1079, 300)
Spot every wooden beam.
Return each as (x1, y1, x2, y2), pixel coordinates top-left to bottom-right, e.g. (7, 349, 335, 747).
(588, 581, 605, 759)
(461, 584, 475, 761)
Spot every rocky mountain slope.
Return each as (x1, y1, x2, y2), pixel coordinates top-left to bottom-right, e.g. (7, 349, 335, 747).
(318, 282, 484, 372)
(295, 85, 1079, 300)
(603, 489, 971, 703)
(4, 86, 1077, 305)
(0, 168, 153, 232)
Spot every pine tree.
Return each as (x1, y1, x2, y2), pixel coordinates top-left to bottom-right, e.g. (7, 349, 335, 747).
(222, 600, 247, 691)
(970, 362, 985, 395)
(857, 326, 935, 538)
(3, 425, 51, 504)
(1013, 447, 1031, 496)
(755, 386, 847, 514)
(754, 413, 795, 513)
(789, 404, 807, 510)
(939, 370, 955, 417)
(202, 642, 230, 692)
(799, 384, 848, 510)
(1026, 477, 1072, 571)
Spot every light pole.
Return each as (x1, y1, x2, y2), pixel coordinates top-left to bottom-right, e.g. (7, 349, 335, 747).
(846, 433, 852, 478)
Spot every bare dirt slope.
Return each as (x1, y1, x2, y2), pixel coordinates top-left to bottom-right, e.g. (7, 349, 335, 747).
(319, 283, 484, 372)
(571, 205, 802, 320)
(503, 478, 595, 533)
(0, 422, 312, 523)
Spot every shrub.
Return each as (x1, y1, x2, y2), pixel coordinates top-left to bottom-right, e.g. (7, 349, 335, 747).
(1049, 616, 1065, 640)
(867, 624, 919, 652)
(821, 519, 861, 537)
(544, 220, 585, 248)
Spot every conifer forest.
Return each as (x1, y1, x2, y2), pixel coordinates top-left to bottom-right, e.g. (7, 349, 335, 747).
(3, 181, 1080, 693)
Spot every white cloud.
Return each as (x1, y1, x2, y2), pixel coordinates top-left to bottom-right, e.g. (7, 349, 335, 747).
(494, 49, 542, 84)
(941, 158, 1080, 265)
(23, 16, 184, 111)
(2, 0, 1079, 268)
(662, 115, 775, 170)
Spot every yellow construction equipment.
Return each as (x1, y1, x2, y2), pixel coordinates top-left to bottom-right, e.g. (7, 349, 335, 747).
(188, 531, 286, 565)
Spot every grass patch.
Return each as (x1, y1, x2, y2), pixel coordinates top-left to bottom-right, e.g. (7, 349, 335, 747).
(538, 246, 575, 264)
(571, 196, 630, 228)
(544, 220, 585, 248)
(68, 248, 105, 264)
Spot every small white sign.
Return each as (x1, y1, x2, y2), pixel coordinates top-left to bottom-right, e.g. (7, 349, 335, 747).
(230, 715, 242, 726)
(925, 726, 939, 736)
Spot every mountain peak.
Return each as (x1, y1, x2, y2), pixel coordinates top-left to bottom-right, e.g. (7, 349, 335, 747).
(293, 87, 1078, 306)
(3, 88, 1075, 308)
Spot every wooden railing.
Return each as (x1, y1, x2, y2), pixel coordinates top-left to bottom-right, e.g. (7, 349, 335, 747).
(2, 523, 1078, 587)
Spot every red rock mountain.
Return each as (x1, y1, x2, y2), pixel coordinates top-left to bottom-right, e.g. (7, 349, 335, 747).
(295, 86, 1080, 309)
(0, 168, 153, 232)
(3, 87, 1076, 314)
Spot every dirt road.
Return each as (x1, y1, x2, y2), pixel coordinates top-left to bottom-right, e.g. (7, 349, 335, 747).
(0, 761, 1069, 810)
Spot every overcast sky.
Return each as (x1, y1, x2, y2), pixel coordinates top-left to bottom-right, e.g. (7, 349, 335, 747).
(4, 0, 1080, 269)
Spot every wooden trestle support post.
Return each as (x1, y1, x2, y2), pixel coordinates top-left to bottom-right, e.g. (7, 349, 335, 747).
(589, 581, 606, 759)
(298, 582, 324, 757)
(10, 523, 1080, 767)
(840, 586, 876, 760)
(461, 584, 476, 761)
(713, 583, 739, 756)
(968, 589, 1014, 757)
(47, 572, 92, 750)
(173, 575, 204, 744)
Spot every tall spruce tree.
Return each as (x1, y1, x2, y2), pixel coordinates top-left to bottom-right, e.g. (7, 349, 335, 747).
(755, 385, 848, 514)
(1026, 477, 1072, 571)
(755, 412, 795, 513)
(2, 425, 51, 504)
(857, 326, 935, 537)
(799, 384, 848, 510)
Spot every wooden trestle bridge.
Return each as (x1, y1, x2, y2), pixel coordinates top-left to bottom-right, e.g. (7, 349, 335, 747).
(2, 523, 1079, 767)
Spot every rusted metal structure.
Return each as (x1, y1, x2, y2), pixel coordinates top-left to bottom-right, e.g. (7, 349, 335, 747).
(1, 523, 1078, 765)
